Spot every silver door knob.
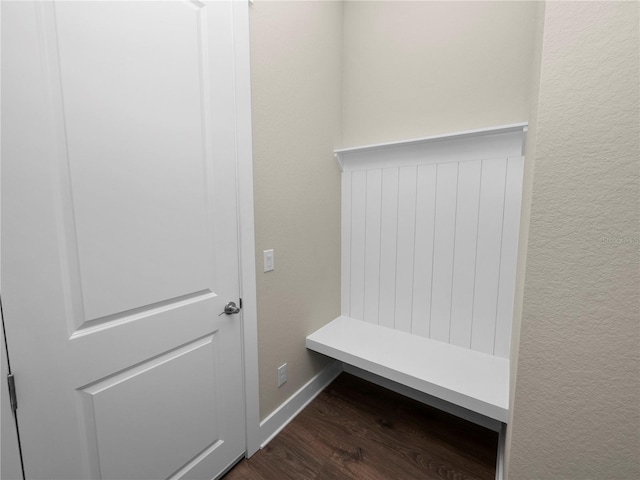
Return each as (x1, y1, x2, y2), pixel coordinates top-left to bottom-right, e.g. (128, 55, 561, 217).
(220, 301, 240, 316)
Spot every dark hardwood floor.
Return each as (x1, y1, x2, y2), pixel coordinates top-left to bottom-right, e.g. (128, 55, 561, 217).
(223, 373, 498, 480)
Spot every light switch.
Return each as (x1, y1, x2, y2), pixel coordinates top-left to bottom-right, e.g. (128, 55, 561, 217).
(263, 249, 274, 272)
(277, 363, 287, 387)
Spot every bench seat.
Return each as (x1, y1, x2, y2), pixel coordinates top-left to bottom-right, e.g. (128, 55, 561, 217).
(306, 316, 510, 423)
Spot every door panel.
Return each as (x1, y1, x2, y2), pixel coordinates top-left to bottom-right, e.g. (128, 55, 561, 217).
(79, 335, 221, 480)
(42, 0, 220, 326)
(53, 1, 215, 322)
(1, 2, 246, 479)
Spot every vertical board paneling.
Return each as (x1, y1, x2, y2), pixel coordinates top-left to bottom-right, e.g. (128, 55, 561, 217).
(341, 172, 352, 316)
(341, 133, 524, 358)
(411, 165, 437, 337)
(430, 163, 459, 343)
(378, 168, 399, 329)
(394, 167, 418, 332)
(494, 157, 524, 357)
(471, 158, 507, 354)
(450, 160, 482, 348)
(349, 170, 367, 320)
(363, 169, 382, 324)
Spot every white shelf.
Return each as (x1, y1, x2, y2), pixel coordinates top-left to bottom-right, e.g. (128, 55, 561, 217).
(306, 316, 510, 423)
(334, 122, 527, 172)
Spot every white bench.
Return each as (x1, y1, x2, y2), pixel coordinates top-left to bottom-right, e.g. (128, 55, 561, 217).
(307, 125, 526, 479)
(306, 315, 509, 425)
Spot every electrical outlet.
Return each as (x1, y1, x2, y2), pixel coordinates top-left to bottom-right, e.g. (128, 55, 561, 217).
(277, 363, 287, 387)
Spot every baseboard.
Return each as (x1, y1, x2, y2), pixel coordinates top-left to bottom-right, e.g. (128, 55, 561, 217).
(258, 360, 343, 448)
(342, 364, 503, 432)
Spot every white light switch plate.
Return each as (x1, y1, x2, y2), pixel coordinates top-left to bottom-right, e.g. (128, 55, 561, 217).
(263, 249, 274, 272)
(277, 363, 287, 387)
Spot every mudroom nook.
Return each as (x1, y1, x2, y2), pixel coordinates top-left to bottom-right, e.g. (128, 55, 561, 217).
(2, 2, 637, 480)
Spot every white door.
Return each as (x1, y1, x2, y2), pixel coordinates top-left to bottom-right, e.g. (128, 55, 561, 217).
(1, 1, 247, 479)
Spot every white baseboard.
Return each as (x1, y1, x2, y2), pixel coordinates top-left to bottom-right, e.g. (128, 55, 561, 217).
(258, 360, 343, 449)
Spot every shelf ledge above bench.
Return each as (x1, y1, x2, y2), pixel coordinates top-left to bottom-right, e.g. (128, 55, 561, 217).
(306, 316, 510, 423)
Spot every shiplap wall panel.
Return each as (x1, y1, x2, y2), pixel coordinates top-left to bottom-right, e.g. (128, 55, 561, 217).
(450, 160, 482, 349)
(341, 172, 352, 315)
(363, 169, 382, 325)
(349, 170, 367, 320)
(378, 168, 399, 329)
(338, 124, 526, 358)
(411, 165, 437, 337)
(430, 163, 459, 343)
(494, 157, 524, 357)
(471, 158, 507, 354)
(395, 167, 418, 332)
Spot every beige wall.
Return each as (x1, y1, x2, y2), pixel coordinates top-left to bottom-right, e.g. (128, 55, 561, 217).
(249, 1, 343, 420)
(508, 2, 640, 479)
(250, 0, 539, 421)
(342, 1, 538, 146)
(250, 0, 539, 422)
(250, 8, 639, 475)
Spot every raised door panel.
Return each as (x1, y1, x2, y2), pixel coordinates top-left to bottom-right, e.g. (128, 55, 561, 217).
(78, 335, 221, 480)
(52, 2, 216, 323)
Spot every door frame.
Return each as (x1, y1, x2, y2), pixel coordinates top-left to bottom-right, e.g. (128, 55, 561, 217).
(230, 0, 261, 458)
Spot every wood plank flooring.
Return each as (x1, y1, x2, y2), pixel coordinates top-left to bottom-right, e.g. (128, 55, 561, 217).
(223, 373, 498, 480)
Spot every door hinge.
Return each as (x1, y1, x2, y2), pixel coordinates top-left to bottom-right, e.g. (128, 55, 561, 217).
(239, 298, 243, 309)
(7, 373, 17, 412)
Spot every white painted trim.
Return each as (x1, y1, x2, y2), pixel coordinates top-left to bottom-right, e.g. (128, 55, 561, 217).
(342, 364, 503, 432)
(259, 361, 343, 448)
(335, 122, 527, 157)
(231, 1, 261, 459)
(334, 123, 528, 172)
